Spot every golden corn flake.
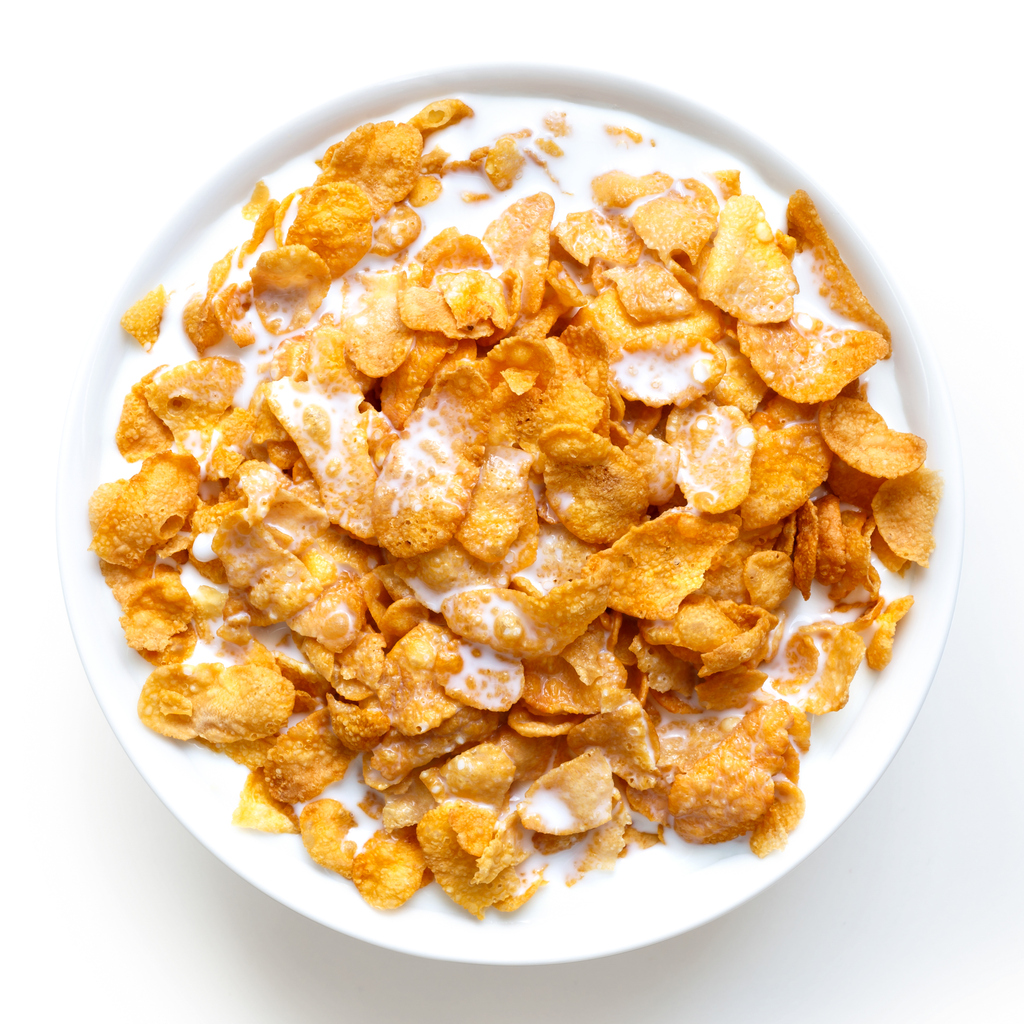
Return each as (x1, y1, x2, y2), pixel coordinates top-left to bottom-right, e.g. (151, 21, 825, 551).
(669, 700, 805, 843)
(120, 285, 167, 350)
(102, 562, 194, 654)
(750, 777, 804, 857)
(539, 424, 648, 545)
(819, 397, 927, 479)
(631, 180, 719, 265)
(743, 549, 794, 610)
(341, 270, 415, 378)
(483, 192, 555, 316)
(143, 357, 243, 438)
(300, 799, 357, 878)
(828, 454, 882, 509)
(437, 270, 513, 331)
(232, 769, 299, 834)
(485, 135, 525, 191)
(871, 468, 942, 567)
(698, 195, 798, 323)
(455, 446, 535, 563)
(518, 748, 615, 835)
(521, 655, 601, 716)
(802, 625, 865, 715)
(737, 317, 889, 403)
(592, 508, 739, 620)
(866, 595, 914, 670)
(371, 203, 421, 257)
(603, 263, 696, 324)
(741, 424, 832, 530)
(138, 653, 294, 743)
(712, 170, 741, 200)
(567, 695, 660, 789)
(409, 98, 474, 135)
(591, 170, 673, 208)
(367, 706, 502, 787)
(90, 452, 200, 567)
(317, 120, 423, 217)
(576, 289, 724, 408)
(376, 622, 462, 737)
(409, 175, 442, 207)
(286, 182, 373, 277)
(442, 561, 613, 658)
(372, 362, 490, 557)
(555, 209, 642, 266)
(351, 830, 427, 909)
(250, 245, 331, 334)
(115, 369, 173, 462)
(787, 189, 891, 342)
(416, 805, 519, 918)
(263, 706, 355, 802)
(666, 399, 755, 513)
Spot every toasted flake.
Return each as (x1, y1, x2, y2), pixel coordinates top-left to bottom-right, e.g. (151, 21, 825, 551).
(604, 263, 696, 323)
(120, 286, 166, 349)
(263, 707, 355, 802)
(416, 805, 519, 918)
(376, 622, 463, 737)
(669, 701, 805, 842)
(738, 318, 889, 402)
(484, 135, 525, 191)
(456, 446, 535, 563)
(138, 653, 294, 742)
(866, 595, 914, 670)
(592, 170, 673, 208)
(631, 180, 719, 265)
(90, 452, 200, 568)
(698, 195, 797, 323)
(317, 121, 423, 217)
(285, 181, 373, 277)
(442, 565, 612, 659)
(743, 550, 793, 610)
(555, 209, 642, 266)
(539, 424, 648, 545)
(666, 399, 755, 513)
(590, 508, 739, 620)
(232, 769, 299, 833)
(518, 749, 615, 834)
(409, 98, 474, 135)
(567, 695, 660, 789)
(250, 245, 331, 334)
(750, 778, 804, 857)
(115, 369, 173, 462)
(819, 397, 927, 478)
(351, 830, 427, 908)
(341, 270, 415, 378)
(740, 424, 832, 530)
(871, 468, 942, 567)
(371, 203, 421, 257)
(483, 193, 555, 316)
(299, 799, 357, 878)
(373, 362, 490, 557)
(787, 189, 890, 341)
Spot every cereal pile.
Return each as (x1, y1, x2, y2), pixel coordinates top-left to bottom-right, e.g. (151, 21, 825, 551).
(92, 98, 941, 918)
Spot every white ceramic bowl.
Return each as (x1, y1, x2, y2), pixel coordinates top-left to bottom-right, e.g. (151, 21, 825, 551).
(57, 65, 964, 965)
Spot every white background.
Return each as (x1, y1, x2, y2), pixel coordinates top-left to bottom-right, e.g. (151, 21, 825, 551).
(4, 0, 1022, 1020)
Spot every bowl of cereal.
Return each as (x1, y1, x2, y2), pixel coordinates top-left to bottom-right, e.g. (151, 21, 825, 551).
(58, 65, 963, 964)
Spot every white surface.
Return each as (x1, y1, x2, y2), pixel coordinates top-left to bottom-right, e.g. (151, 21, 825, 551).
(3, 0, 1022, 1016)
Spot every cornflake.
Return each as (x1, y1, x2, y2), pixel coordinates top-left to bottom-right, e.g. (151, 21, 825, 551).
(91, 97, 941, 918)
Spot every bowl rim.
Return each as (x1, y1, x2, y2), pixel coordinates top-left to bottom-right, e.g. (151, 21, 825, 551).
(57, 63, 964, 965)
